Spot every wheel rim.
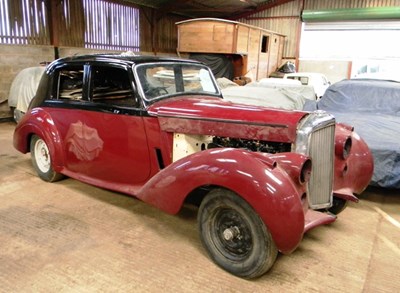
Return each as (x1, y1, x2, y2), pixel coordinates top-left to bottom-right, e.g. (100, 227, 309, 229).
(211, 208, 253, 261)
(34, 139, 51, 173)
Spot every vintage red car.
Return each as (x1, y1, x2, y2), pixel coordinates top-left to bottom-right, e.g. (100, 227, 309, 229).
(13, 54, 373, 278)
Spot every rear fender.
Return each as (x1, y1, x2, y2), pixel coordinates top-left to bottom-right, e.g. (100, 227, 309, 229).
(13, 108, 64, 172)
(137, 148, 308, 254)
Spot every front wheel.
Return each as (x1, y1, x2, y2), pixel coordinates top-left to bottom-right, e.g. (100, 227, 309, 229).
(198, 189, 278, 279)
(327, 197, 348, 215)
(30, 135, 64, 182)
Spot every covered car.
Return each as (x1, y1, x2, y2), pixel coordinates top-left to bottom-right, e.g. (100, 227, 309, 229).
(14, 54, 373, 279)
(8, 66, 46, 122)
(284, 72, 330, 99)
(218, 77, 315, 111)
(269, 61, 296, 78)
(304, 78, 400, 188)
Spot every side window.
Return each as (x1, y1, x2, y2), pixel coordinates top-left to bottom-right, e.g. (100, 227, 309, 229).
(58, 67, 84, 100)
(91, 66, 138, 107)
(261, 35, 269, 53)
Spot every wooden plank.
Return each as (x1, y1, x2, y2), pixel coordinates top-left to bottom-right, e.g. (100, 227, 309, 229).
(268, 34, 284, 76)
(49, 0, 59, 46)
(247, 28, 261, 80)
(236, 24, 249, 54)
(177, 20, 235, 53)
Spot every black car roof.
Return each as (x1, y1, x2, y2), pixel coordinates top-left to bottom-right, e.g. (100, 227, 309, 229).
(49, 53, 203, 68)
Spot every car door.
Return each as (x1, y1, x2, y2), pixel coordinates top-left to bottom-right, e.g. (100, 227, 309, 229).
(49, 62, 151, 186)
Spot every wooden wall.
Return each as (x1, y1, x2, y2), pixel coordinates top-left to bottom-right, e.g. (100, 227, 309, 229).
(140, 6, 185, 54)
(0, 0, 182, 54)
(0, 0, 184, 119)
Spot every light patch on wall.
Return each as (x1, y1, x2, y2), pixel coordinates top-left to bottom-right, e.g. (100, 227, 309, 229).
(299, 21, 400, 60)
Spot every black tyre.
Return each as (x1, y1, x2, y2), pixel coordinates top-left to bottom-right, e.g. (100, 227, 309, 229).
(30, 135, 64, 182)
(198, 189, 278, 279)
(328, 197, 348, 215)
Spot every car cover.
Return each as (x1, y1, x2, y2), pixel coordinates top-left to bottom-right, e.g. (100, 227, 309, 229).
(304, 79, 400, 189)
(8, 66, 46, 112)
(221, 84, 306, 111)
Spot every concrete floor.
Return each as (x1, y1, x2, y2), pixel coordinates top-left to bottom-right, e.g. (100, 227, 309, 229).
(0, 121, 399, 292)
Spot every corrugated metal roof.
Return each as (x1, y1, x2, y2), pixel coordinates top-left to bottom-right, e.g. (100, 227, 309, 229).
(126, 0, 400, 19)
(304, 0, 400, 10)
(122, 0, 283, 18)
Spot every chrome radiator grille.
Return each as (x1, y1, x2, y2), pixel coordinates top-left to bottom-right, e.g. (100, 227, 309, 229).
(294, 112, 335, 209)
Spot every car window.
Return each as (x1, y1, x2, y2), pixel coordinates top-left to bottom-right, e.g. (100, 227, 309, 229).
(90, 66, 139, 107)
(298, 76, 309, 85)
(58, 67, 84, 100)
(135, 63, 219, 101)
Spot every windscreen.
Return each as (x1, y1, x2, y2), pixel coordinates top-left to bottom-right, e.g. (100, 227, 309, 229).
(135, 63, 219, 101)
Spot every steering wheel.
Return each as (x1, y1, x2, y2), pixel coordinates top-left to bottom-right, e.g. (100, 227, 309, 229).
(145, 86, 168, 97)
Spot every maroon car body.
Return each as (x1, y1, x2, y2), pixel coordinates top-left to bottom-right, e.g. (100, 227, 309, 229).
(13, 54, 373, 278)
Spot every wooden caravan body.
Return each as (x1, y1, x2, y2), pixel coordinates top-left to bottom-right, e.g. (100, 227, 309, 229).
(176, 18, 286, 80)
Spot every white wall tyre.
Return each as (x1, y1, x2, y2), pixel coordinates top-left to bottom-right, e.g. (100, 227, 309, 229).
(30, 135, 63, 182)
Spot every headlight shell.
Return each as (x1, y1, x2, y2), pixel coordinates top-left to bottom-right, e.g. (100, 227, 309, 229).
(335, 136, 352, 159)
(300, 158, 312, 184)
(343, 137, 352, 159)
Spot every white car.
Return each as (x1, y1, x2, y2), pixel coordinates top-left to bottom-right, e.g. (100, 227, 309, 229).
(284, 72, 330, 99)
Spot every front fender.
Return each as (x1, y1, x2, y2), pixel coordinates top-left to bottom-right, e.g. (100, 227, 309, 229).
(13, 108, 64, 172)
(333, 124, 374, 196)
(136, 148, 308, 254)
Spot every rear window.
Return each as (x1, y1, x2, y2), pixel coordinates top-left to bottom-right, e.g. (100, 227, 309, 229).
(58, 67, 84, 100)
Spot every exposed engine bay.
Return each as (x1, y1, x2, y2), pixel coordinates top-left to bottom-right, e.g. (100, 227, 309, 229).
(210, 136, 291, 153)
(172, 133, 291, 162)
